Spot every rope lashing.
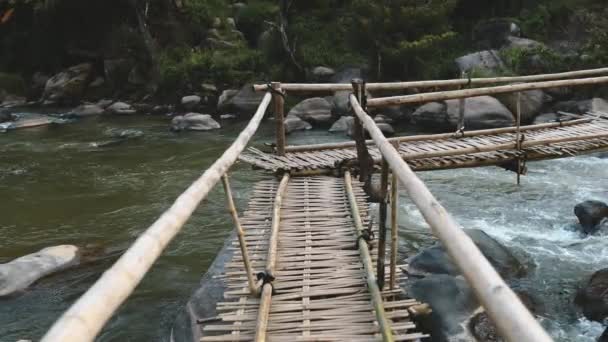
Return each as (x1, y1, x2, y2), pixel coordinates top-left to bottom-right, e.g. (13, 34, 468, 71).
(256, 272, 277, 295)
(266, 82, 286, 99)
(356, 219, 375, 250)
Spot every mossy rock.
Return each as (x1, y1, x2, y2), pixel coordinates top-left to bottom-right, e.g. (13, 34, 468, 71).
(0, 72, 26, 96)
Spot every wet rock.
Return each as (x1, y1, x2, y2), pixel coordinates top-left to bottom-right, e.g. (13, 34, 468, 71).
(455, 50, 504, 74)
(0, 245, 80, 297)
(574, 200, 608, 235)
(201, 84, 218, 94)
(69, 104, 105, 117)
(412, 96, 514, 132)
(171, 113, 220, 131)
(42, 63, 93, 105)
(1, 94, 27, 108)
(311, 66, 335, 81)
(377, 105, 412, 123)
(284, 115, 312, 134)
(288, 97, 333, 126)
(376, 122, 395, 136)
(533, 113, 559, 124)
(600, 327, 608, 342)
(96, 99, 114, 109)
(182, 95, 202, 110)
(217, 85, 264, 115)
(575, 268, 608, 322)
(495, 89, 549, 123)
(468, 311, 503, 342)
(329, 116, 354, 135)
(330, 68, 364, 115)
(504, 36, 545, 51)
(1, 113, 57, 132)
(0, 111, 11, 123)
(408, 229, 526, 279)
(106, 102, 136, 115)
(220, 114, 236, 120)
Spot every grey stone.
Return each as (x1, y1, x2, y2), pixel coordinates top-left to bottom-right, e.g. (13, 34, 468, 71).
(455, 50, 504, 74)
(42, 63, 92, 104)
(574, 200, 608, 235)
(171, 113, 220, 131)
(70, 104, 105, 117)
(311, 66, 335, 81)
(504, 36, 545, 51)
(575, 268, 608, 322)
(329, 116, 354, 134)
(217, 85, 264, 115)
(495, 89, 548, 123)
(201, 84, 218, 93)
(182, 95, 202, 110)
(376, 122, 394, 136)
(220, 114, 236, 120)
(533, 113, 559, 124)
(284, 115, 312, 134)
(106, 102, 136, 115)
(288, 97, 333, 126)
(0, 245, 80, 297)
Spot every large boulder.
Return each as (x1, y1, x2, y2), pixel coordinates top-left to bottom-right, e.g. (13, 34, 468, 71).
(412, 96, 514, 132)
(408, 229, 526, 279)
(69, 104, 105, 117)
(574, 200, 608, 235)
(287, 97, 333, 126)
(495, 89, 549, 123)
(329, 116, 354, 136)
(171, 113, 221, 131)
(575, 268, 608, 322)
(217, 84, 265, 115)
(181, 95, 202, 110)
(330, 68, 364, 115)
(0, 245, 80, 297)
(284, 115, 312, 134)
(310, 66, 335, 82)
(106, 102, 136, 115)
(42, 63, 93, 104)
(455, 50, 504, 74)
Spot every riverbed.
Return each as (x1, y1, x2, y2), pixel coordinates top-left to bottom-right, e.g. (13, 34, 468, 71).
(0, 114, 606, 341)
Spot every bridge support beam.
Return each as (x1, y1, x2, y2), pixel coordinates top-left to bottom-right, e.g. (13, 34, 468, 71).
(272, 82, 286, 156)
(351, 78, 378, 201)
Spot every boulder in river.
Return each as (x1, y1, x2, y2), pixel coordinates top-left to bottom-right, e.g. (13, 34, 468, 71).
(69, 104, 105, 117)
(575, 268, 608, 322)
(42, 63, 93, 105)
(455, 50, 504, 74)
(288, 97, 333, 126)
(181, 95, 202, 110)
(171, 113, 221, 131)
(217, 84, 265, 115)
(495, 89, 549, 123)
(0, 113, 59, 132)
(574, 200, 608, 235)
(106, 102, 137, 115)
(329, 116, 354, 136)
(284, 115, 312, 134)
(0, 110, 11, 123)
(408, 229, 527, 279)
(330, 67, 365, 116)
(310, 66, 335, 82)
(412, 96, 514, 132)
(0, 245, 80, 297)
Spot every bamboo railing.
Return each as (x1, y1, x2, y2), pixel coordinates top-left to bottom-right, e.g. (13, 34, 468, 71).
(349, 94, 553, 342)
(41, 92, 273, 342)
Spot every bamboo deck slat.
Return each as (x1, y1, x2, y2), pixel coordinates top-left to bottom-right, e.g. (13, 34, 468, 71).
(200, 176, 425, 341)
(239, 116, 608, 172)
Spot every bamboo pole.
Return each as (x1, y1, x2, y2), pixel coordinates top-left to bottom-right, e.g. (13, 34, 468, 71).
(41, 92, 273, 342)
(344, 171, 394, 342)
(367, 75, 608, 108)
(349, 94, 553, 342)
(516, 92, 522, 185)
(283, 118, 592, 153)
(255, 173, 290, 342)
(389, 171, 398, 291)
(221, 174, 257, 296)
(253, 67, 608, 92)
(272, 82, 286, 156)
(377, 158, 389, 290)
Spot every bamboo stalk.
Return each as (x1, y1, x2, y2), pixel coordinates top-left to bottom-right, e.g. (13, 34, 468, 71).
(389, 172, 398, 291)
(272, 82, 286, 156)
(283, 118, 592, 153)
(377, 158, 389, 290)
(252, 67, 608, 92)
(367, 75, 608, 108)
(41, 93, 273, 342)
(344, 171, 394, 342)
(221, 174, 258, 296)
(255, 173, 290, 342)
(516, 92, 522, 185)
(349, 94, 553, 342)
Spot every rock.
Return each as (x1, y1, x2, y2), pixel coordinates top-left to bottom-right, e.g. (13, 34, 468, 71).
(330, 68, 365, 115)
(284, 115, 312, 134)
(468, 311, 503, 342)
(288, 97, 333, 126)
(408, 275, 479, 340)
(311, 66, 335, 81)
(374, 114, 392, 124)
(533, 113, 559, 124)
(69, 104, 105, 117)
(96, 99, 114, 109)
(377, 105, 412, 123)
(504, 36, 545, 51)
(0, 245, 80, 297)
(30, 72, 50, 97)
(329, 116, 354, 135)
(455, 50, 504, 74)
(106, 102, 136, 115)
(218, 89, 238, 109)
(0, 94, 26, 108)
(212, 17, 222, 28)
(376, 122, 394, 136)
(152, 105, 171, 115)
(409, 229, 526, 279)
(495, 89, 548, 123)
(182, 95, 202, 110)
(574, 200, 608, 235)
(412, 96, 514, 131)
(1, 113, 58, 132)
(217, 85, 264, 115)
(0, 111, 10, 123)
(171, 113, 220, 131)
(132, 103, 153, 114)
(600, 327, 608, 342)
(201, 84, 218, 93)
(226, 17, 236, 29)
(575, 268, 608, 322)
(220, 114, 236, 120)
(592, 98, 608, 114)
(42, 63, 93, 104)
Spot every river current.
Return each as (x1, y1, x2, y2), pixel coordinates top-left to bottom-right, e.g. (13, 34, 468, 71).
(0, 114, 606, 341)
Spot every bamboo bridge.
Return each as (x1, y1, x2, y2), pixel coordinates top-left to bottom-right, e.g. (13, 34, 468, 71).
(41, 68, 608, 342)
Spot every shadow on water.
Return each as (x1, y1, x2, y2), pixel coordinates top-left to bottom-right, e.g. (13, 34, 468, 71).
(0, 114, 606, 341)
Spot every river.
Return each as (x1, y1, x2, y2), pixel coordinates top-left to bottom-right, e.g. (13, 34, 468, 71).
(0, 114, 606, 341)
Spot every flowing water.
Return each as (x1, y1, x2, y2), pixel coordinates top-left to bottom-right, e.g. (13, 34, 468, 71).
(0, 113, 606, 341)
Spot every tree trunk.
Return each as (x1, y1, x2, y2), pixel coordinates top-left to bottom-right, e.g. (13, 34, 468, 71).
(129, 0, 160, 93)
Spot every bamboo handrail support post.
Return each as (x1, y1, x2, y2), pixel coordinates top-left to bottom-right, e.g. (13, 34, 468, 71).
(389, 142, 399, 291)
(349, 94, 553, 342)
(255, 173, 290, 342)
(516, 92, 522, 185)
(344, 171, 394, 342)
(351, 78, 374, 184)
(457, 71, 468, 133)
(272, 82, 286, 156)
(377, 158, 390, 290)
(41, 92, 273, 342)
(221, 174, 257, 296)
